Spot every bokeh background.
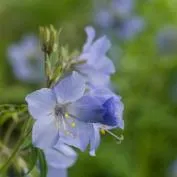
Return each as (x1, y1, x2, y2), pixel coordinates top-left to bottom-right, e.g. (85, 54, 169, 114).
(1, 0, 177, 176)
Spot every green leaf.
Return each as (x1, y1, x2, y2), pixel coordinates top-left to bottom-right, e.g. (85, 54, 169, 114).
(24, 147, 38, 176)
(38, 149, 48, 177)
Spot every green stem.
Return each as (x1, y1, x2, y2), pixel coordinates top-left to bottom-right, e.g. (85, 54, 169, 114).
(44, 53, 50, 87)
(0, 130, 31, 174)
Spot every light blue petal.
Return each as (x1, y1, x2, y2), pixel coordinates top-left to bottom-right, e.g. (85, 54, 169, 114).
(96, 56, 115, 74)
(47, 167, 67, 177)
(90, 88, 121, 101)
(45, 145, 77, 168)
(57, 119, 94, 151)
(76, 64, 110, 87)
(32, 119, 58, 149)
(67, 96, 104, 123)
(54, 72, 85, 104)
(83, 26, 95, 53)
(89, 125, 100, 156)
(89, 36, 111, 60)
(25, 88, 56, 120)
(115, 101, 124, 129)
(80, 35, 111, 65)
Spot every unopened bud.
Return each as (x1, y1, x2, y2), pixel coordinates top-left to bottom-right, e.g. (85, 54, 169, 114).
(39, 25, 59, 56)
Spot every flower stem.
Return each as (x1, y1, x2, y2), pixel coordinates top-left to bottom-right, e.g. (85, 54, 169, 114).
(0, 130, 31, 174)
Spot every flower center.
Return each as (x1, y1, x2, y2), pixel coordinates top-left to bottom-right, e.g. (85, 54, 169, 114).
(54, 105, 76, 136)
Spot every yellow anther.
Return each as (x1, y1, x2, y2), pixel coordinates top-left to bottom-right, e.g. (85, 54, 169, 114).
(65, 113, 69, 118)
(71, 122, 76, 127)
(100, 129, 106, 135)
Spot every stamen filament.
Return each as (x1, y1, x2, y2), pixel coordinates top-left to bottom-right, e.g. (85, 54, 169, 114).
(105, 129, 124, 143)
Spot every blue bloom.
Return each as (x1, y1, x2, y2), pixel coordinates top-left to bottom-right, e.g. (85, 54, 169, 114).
(7, 35, 44, 83)
(94, 0, 145, 41)
(75, 26, 115, 87)
(26, 71, 124, 155)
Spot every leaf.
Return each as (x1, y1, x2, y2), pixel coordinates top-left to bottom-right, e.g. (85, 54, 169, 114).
(38, 149, 48, 177)
(24, 147, 38, 176)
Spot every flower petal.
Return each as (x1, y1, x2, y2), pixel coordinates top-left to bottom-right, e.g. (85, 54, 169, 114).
(67, 96, 104, 123)
(54, 72, 85, 104)
(25, 88, 56, 120)
(32, 119, 58, 149)
(96, 56, 115, 74)
(89, 36, 111, 60)
(83, 26, 96, 53)
(57, 119, 94, 151)
(76, 64, 110, 87)
(45, 144, 77, 169)
(89, 125, 100, 156)
(47, 167, 67, 177)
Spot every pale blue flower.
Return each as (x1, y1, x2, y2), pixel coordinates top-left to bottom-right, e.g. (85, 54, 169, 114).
(26, 71, 124, 155)
(75, 26, 115, 87)
(94, 0, 145, 41)
(7, 35, 44, 83)
(94, 0, 133, 28)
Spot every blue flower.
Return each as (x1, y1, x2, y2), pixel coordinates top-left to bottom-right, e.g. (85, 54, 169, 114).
(94, 0, 145, 41)
(7, 35, 44, 83)
(75, 26, 115, 87)
(26, 71, 124, 156)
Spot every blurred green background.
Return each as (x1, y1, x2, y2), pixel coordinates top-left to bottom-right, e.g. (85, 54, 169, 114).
(1, 0, 177, 176)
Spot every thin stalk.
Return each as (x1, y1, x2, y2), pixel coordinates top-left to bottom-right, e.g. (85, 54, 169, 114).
(0, 130, 31, 174)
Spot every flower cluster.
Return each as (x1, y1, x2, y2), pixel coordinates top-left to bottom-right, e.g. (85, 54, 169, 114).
(25, 26, 124, 177)
(7, 35, 44, 83)
(94, 0, 145, 40)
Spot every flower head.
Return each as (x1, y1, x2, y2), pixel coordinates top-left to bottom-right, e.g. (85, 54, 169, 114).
(7, 35, 44, 83)
(26, 71, 124, 156)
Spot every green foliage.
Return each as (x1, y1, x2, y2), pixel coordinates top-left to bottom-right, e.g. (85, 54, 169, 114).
(0, 0, 177, 177)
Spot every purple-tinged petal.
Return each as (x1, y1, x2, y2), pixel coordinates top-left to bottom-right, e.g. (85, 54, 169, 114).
(25, 88, 56, 120)
(45, 144, 77, 169)
(67, 96, 104, 123)
(57, 119, 94, 151)
(83, 26, 96, 53)
(32, 119, 58, 149)
(89, 125, 100, 156)
(47, 167, 67, 177)
(53, 72, 85, 104)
